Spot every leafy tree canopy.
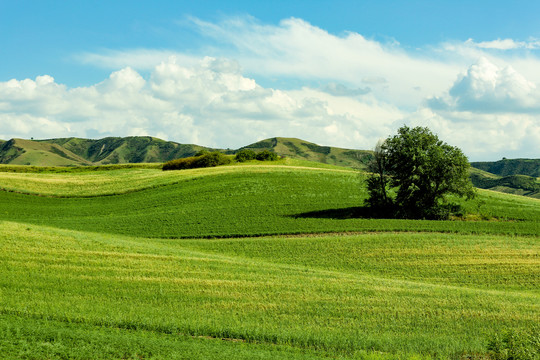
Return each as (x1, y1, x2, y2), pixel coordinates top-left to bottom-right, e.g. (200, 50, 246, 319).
(366, 126, 475, 219)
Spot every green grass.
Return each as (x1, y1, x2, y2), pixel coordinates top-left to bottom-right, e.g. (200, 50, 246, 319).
(0, 164, 538, 238)
(1, 222, 538, 359)
(0, 162, 539, 359)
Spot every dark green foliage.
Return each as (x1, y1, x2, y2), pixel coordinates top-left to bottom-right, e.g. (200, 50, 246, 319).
(284, 141, 308, 158)
(471, 159, 540, 177)
(0, 139, 25, 164)
(234, 149, 256, 162)
(301, 142, 331, 155)
(470, 173, 540, 193)
(365, 141, 393, 214)
(244, 138, 279, 149)
(488, 328, 540, 360)
(194, 149, 210, 157)
(162, 152, 231, 171)
(255, 150, 278, 161)
(366, 126, 475, 219)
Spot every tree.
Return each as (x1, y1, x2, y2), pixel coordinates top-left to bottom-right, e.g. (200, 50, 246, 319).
(365, 139, 392, 212)
(365, 126, 475, 219)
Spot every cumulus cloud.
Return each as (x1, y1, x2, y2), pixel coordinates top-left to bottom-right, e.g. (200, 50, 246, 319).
(420, 57, 540, 159)
(428, 57, 540, 113)
(0, 57, 404, 150)
(79, 16, 463, 108)
(4, 16, 540, 160)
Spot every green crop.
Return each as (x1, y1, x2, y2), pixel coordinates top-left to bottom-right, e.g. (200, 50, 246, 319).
(0, 162, 538, 359)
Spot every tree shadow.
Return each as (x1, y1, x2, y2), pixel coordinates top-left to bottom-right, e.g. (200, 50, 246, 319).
(290, 206, 388, 220)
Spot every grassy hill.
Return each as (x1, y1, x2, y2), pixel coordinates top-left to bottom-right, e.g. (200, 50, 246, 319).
(0, 161, 538, 359)
(0, 136, 373, 170)
(40, 136, 217, 165)
(471, 158, 540, 177)
(2, 136, 540, 200)
(0, 138, 93, 166)
(241, 137, 372, 169)
(469, 167, 540, 199)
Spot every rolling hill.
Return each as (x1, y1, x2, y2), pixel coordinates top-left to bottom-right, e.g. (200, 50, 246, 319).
(471, 158, 540, 177)
(0, 138, 93, 166)
(469, 167, 540, 199)
(241, 137, 373, 168)
(0, 136, 373, 169)
(1, 135, 539, 198)
(0, 162, 538, 359)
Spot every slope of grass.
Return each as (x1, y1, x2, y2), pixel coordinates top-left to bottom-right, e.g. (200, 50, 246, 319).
(469, 168, 540, 199)
(243, 137, 372, 169)
(0, 159, 351, 197)
(471, 158, 540, 178)
(1, 221, 538, 359)
(0, 163, 538, 358)
(0, 139, 91, 166)
(0, 163, 538, 238)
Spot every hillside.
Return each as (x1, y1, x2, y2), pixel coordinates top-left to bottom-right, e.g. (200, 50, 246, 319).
(40, 136, 217, 165)
(0, 163, 538, 359)
(0, 138, 92, 166)
(0, 136, 373, 169)
(241, 137, 373, 169)
(1, 136, 539, 199)
(470, 158, 540, 177)
(469, 167, 540, 199)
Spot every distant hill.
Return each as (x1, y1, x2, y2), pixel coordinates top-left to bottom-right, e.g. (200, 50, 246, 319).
(469, 159, 540, 199)
(0, 138, 93, 166)
(469, 167, 540, 199)
(241, 137, 373, 169)
(470, 158, 540, 177)
(0, 137, 218, 166)
(0, 136, 373, 169)
(42, 137, 217, 165)
(1, 136, 538, 198)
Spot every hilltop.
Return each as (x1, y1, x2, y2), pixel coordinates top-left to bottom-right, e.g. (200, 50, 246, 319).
(470, 158, 540, 177)
(0, 136, 373, 169)
(1, 135, 538, 198)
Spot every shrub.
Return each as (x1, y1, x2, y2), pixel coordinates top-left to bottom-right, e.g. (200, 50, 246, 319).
(255, 150, 278, 161)
(194, 149, 209, 157)
(163, 152, 231, 171)
(235, 149, 256, 162)
(193, 152, 231, 168)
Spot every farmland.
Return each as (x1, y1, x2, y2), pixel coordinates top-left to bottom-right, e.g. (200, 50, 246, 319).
(0, 161, 539, 359)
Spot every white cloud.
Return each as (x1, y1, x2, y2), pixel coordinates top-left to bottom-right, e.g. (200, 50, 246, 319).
(79, 17, 464, 108)
(0, 58, 406, 150)
(408, 108, 540, 160)
(466, 38, 540, 50)
(3, 16, 540, 160)
(420, 58, 540, 160)
(428, 57, 540, 113)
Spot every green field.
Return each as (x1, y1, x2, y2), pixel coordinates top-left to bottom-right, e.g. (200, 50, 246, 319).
(0, 161, 538, 359)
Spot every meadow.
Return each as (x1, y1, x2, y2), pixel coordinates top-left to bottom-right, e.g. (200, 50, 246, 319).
(0, 161, 538, 359)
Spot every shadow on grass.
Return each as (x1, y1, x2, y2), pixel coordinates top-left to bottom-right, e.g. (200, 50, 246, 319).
(290, 206, 387, 220)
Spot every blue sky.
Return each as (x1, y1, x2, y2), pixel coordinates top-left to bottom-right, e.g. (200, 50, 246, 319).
(1, 0, 540, 160)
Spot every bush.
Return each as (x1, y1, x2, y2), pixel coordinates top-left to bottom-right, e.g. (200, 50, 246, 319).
(255, 150, 278, 161)
(163, 152, 231, 171)
(235, 149, 256, 162)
